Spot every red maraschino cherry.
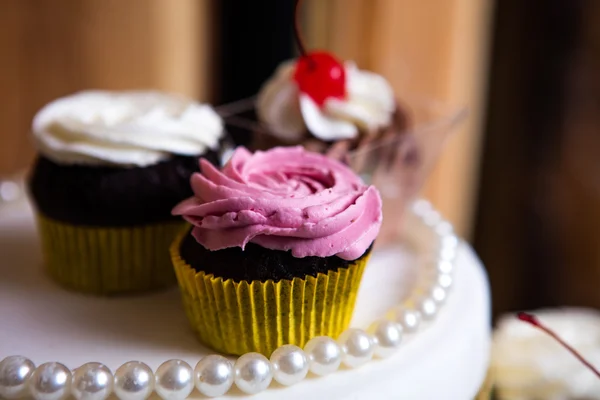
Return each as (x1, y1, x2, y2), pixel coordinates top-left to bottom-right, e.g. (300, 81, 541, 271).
(293, 52, 346, 106)
(517, 311, 600, 379)
(292, 0, 346, 107)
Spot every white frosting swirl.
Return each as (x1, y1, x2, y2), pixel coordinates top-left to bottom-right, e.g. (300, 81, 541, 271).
(32, 90, 224, 167)
(256, 60, 395, 142)
(492, 308, 600, 399)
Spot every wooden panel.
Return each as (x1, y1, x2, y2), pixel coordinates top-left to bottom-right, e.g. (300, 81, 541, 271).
(427, 0, 493, 239)
(552, 0, 600, 307)
(326, 0, 374, 68)
(306, 0, 494, 238)
(0, 0, 213, 175)
(153, 0, 214, 100)
(0, 1, 30, 175)
(473, 1, 583, 316)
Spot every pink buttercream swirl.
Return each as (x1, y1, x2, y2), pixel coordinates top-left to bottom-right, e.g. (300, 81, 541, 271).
(172, 146, 382, 260)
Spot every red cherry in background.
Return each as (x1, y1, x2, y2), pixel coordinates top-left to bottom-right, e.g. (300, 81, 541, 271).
(293, 51, 346, 107)
(292, 0, 346, 107)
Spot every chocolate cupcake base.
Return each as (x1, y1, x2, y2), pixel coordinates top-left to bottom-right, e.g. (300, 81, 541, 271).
(28, 154, 216, 227)
(171, 229, 371, 356)
(27, 152, 222, 295)
(179, 230, 361, 282)
(232, 102, 412, 160)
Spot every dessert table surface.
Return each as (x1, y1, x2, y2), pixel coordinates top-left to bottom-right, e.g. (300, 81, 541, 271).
(0, 198, 490, 399)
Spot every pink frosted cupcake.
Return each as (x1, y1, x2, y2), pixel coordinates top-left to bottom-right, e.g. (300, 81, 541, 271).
(170, 146, 382, 356)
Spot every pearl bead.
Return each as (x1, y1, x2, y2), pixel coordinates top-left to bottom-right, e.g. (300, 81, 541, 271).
(28, 362, 71, 400)
(270, 345, 308, 386)
(114, 361, 154, 400)
(423, 210, 441, 227)
(417, 297, 438, 320)
(194, 355, 233, 398)
(437, 273, 453, 289)
(437, 260, 454, 275)
(155, 360, 194, 400)
(392, 308, 421, 333)
(234, 353, 273, 395)
(0, 356, 35, 399)
(369, 320, 403, 358)
(441, 234, 459, 249)
(412, 199, 432, 216)
(430, 285, 447, 305)
(72, 363, 113, 400)
(435, 221, 454, 236)
(303, 336, 342, 376)
(440, 246, 457, 261)
(338, 329, 375, 368)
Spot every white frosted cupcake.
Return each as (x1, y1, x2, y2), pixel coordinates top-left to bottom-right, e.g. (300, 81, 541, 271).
(28, 90, 228, 295)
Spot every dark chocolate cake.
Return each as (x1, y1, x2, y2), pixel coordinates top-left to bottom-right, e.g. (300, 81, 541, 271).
(224, 101, 412, 158)
(179, 229, 371, 283)
(28, 151, 218, 227)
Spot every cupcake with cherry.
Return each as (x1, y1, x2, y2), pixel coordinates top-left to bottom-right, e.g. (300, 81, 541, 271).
(171, 146, 383, 356)
(254, 0, 410, 157)
(249, 0, 424, 247)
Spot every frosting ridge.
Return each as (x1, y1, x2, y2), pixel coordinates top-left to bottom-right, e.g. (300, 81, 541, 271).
(33, 90, 224, 167)
(257, 61, 395, 142)
(173, 146, 382, 260)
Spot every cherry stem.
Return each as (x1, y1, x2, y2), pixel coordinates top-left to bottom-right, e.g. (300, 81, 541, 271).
(293, 0, 307, 56)
(517, 312, 600, 379)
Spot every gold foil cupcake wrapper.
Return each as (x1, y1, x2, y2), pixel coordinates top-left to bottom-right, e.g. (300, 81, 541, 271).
(171, 231, 369, 356)
(36, 213, 186, 295)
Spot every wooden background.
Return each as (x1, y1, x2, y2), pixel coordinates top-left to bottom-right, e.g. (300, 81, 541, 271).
(0, 0, 214, 174)
(0, 0, 493, 239)
(305, 0, 493, 238)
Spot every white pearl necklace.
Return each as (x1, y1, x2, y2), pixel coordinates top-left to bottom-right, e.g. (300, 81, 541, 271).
(0, 200, 457, 400)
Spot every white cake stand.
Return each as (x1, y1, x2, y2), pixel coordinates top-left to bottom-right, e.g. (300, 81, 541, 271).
(0, 197, 490, 400)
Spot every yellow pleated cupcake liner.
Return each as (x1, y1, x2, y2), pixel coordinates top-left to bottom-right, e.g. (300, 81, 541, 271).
(36, 213, 186, 295)
(171, 231, 369, 356)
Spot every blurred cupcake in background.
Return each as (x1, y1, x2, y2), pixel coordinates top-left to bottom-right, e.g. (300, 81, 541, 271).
(252, 0, 411, 158)
(28, 90, 229, 295)
(171, 146, 382, 356)
(492, 308, 600, 399)
(255, 54, 411, 158)
(252, 53, 459, 245)
(220, 1, 464, 247)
